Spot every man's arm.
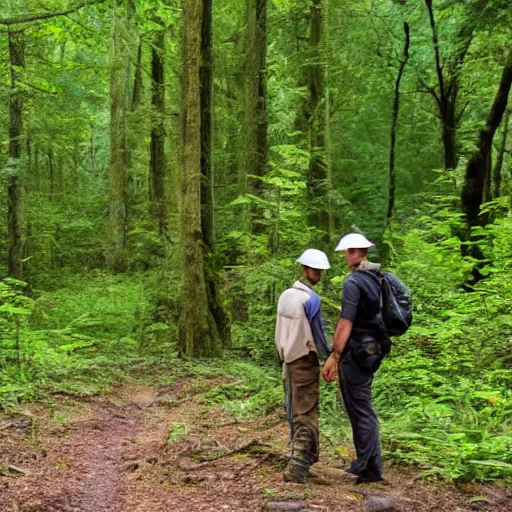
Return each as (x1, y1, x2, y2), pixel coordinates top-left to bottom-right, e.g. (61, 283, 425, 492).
(321, 276, 359, 382)
(321, 317, 353, 382)
(304, 293, 331, 359)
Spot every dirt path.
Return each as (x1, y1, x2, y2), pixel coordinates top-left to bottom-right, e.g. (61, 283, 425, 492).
(1, 379, 510, 512)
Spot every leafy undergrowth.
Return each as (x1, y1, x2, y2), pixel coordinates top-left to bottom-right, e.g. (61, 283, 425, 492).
(2, 207, 512, 486)
(0, 270, 172, 408)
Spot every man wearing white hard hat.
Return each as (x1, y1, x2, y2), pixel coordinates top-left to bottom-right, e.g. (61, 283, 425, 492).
(275, 249, 331, 483)
(322, 233, 386, 484)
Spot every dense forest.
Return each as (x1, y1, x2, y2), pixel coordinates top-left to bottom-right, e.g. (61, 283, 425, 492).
(1, 0, 511, 487)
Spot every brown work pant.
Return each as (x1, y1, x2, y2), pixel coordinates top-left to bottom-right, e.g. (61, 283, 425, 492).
(283, 351, 320, 465)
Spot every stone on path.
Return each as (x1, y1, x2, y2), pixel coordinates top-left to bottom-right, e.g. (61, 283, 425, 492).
(265, 501, 304, 511)
(364, 494, 397, 512)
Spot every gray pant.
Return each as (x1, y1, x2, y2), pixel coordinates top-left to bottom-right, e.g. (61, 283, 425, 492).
(283, 351, 320, 466)
(339, 349, 383, 478)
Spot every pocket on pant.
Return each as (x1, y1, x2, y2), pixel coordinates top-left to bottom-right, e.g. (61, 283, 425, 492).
(341, 352, 373, 385)
(350, 336, 382, 371)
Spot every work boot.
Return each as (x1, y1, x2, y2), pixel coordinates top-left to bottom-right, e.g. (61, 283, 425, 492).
(344, 461, 361, 475)
(283, 456, 310, 483)
(355, 469, 383, 484)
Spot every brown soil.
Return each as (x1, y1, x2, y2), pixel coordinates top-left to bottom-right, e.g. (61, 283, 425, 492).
(1, 378, 510, 512)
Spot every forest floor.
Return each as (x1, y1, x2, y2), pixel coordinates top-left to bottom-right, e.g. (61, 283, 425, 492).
(1, 374, 511, 512)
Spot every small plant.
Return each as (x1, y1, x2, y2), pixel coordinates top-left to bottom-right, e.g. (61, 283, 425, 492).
(167, 423, 187, 445)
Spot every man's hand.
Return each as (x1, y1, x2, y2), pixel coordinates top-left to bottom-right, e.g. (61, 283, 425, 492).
(322, 354, 339, 382)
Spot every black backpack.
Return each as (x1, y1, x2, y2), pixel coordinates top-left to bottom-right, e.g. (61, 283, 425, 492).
(380, 272, 413, 337)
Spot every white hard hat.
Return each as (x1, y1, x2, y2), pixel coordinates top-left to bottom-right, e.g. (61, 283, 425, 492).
(296, 249, 331, 270)
(335, 233, 375, 251)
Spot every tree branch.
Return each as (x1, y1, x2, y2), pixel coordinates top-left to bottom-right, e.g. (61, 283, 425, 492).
(0, 0, 105, 26)
(456, 101, 470, 124)
(418, 77, 441, 109)
(483, 53, 512, 142)
(424, 0, 445, 102)
(16, 79, 58, 95)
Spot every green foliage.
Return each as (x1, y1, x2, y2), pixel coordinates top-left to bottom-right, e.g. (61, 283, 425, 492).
(200, 361, 282, 419)
(369, 198, 512, 482)
(0, 271, 158, 409)
(0, 0, 511, 488)
(167, 422, 187, 445)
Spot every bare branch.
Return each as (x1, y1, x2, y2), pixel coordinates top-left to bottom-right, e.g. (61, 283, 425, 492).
(16, 79, 58, 95)
(456, 101, 470, 124)
(424, 0, 445, 102)
(0, 0, 105, 26)
(418, 77, 441, 109)
(64, 14, 94, 34)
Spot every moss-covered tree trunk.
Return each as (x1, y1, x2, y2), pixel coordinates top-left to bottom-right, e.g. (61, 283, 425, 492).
(306, 0, 331, 242)
(179, 0, 227, 357)
(107, 0, 130, 273)
(239, 0, 268, 230)
(493, 108, 509, 199)
(7, 29, 25, 279)
(149, 28, 167, 236)
(132, 38, 143, 110)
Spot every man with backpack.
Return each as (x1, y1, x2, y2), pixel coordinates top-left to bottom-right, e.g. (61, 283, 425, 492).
(275, 249, 331, 483)
(321, 233, 390, 483)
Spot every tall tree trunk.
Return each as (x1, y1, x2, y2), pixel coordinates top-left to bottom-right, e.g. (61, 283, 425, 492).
(386, 22, 410, 222)
(132, 38, 143, 110)
(324, 0, 334, 241)
(461, 52, 512, 282)
(442, 97, 458, 170)
(179, 0, 227, 357)
(201, 0, 230, 347)
(149, 28, 167, 235)
(306, 0, 331, 241)
(7, 29, 25, 279)
(48, 149, 55, 200)
(239, 0, 268, 230)
(200, 0, 214, 251)
(461, 53, 512, 227)
(107, 0, 130, 272)
(424, 0, 472, 171)
(493, 108, 510, 198)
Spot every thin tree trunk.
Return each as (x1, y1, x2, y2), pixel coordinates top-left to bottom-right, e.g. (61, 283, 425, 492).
(107, 0, 130, 272)
(7, 28, 25, 279)
(149, 28, 167, 235)
(386, 22, 410, 222)
(200, 0, 214, 250)
(324, 0, 334, 240)
(34, 145, 40, 185)
(132, 38, 142, 109)
(493, 108, 510, 198)
(48, 149, 55, 199)
(306, 0, 330, 240)
(89, 123, 96, 174)
(424, 0, 471, 171)
(200, 0, 230, 347)
(179, 0, 226, 357)
(239, 0, 268, 230)
(442, 100, 458, 170)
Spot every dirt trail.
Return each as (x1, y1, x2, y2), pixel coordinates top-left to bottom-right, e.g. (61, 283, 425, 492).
(1, 380, 510, 512)
(1, 386, 154, 512)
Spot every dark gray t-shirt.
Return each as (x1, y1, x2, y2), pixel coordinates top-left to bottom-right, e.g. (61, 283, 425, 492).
(341, 269, 381, 332)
